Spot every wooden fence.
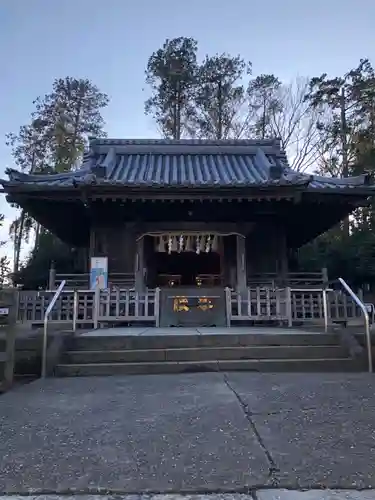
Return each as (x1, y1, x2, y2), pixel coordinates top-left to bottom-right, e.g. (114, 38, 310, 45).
(95, 288, 160, 326)
(17, 288, 160, 327)
(17, 290, 95, 325)
(227, 287, 291, 324)
(226, 287, 363, 326)
(17, 285, 364, 330)
(50, 272, 135, 290)
(247, 270, 328, 288)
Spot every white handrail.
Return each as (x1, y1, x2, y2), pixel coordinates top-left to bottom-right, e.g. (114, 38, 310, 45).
(41, 280, 66, 378)
(338, 277, 372, 373)
(72, 290, 78, 333)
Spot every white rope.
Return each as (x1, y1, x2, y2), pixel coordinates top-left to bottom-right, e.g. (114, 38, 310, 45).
(136, 231, 245, 241)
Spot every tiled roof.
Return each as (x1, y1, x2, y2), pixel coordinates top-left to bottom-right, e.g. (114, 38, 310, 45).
(1, 138, 372, 191)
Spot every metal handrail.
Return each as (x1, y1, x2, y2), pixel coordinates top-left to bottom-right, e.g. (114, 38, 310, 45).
(45, 289, 94, 293)
(72, 290, 78, 333)
(41, 280, 66, 378)
(338, 277, 372, 373)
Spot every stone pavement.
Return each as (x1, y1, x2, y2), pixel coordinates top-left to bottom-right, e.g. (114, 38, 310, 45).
(79, 327, 322, 337)
(1, 493, 375, 500)
(1, 373, 375, 493)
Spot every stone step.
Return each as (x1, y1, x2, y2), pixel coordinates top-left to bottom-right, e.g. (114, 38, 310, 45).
(70, 332, 341, 351)
(65, 345, 349, 364)
(55, 357, 362, 377)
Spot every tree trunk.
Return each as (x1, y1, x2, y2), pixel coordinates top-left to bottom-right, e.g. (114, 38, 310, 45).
(173, 84, 179, 139)
(340, 88, 350, 235)
(13, 211, 25, 275)
(217, 80, 223, 140)
(70, 88, 84, 169)
(176, 80, 181, 140)
(261, 96, 267, 139)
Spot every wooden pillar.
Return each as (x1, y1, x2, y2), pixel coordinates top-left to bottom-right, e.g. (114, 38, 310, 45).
(87, 227, 96, 281)
(48, 262, 56, 290)
(236, 235, 247, 291)
(89, 226, 96, 259)
(135, 236, 145, 292)
(279, 230, 288, 286)
(322, 267, 328, 288)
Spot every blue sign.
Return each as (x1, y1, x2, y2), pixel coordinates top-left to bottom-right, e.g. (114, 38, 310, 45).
(90, 257, 108, 290)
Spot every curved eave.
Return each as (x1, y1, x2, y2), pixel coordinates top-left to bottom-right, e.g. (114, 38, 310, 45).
(1, 177, 311, 191)
(2, 166, 374, 202)
(7, 196, 90, 247)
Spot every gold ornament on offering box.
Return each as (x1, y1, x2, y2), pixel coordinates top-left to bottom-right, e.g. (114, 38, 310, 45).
(173, 296, 215, 312)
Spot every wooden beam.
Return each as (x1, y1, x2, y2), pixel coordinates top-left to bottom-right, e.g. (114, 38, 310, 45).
(236, 235, 247, 291)
(135, 221, 254, 235)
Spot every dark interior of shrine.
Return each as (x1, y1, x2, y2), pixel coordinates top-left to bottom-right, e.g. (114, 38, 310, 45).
(148, 251, 222, 287)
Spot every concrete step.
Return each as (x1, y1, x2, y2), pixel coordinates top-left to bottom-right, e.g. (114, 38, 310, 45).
(55, 357, 362, 377)
(70, 332, 341, 351)
(64, 345, 349, 364)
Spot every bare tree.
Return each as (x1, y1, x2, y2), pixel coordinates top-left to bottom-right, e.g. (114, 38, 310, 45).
(269, 77, 320, 171)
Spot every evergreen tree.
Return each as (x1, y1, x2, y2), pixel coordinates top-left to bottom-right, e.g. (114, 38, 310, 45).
(34, 77, 109, 171)
(145, 37, 198, 139)
(247, 74, 282, 139)
(191, 53, 250, 139)
(6, 77, 109, 274)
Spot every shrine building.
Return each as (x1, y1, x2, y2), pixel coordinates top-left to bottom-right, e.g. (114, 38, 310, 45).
(2, 138, 374, 327)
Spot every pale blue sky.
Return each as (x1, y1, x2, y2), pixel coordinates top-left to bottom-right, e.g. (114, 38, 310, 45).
(0, 0, 374, 257)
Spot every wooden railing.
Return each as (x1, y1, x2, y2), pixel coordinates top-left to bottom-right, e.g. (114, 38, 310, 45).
(290, 289, 325, 322)
(226, 286, 363, 326)
(51, 273, 135, 290)
(328, 290, 363, 322)
(17, 288, 160, 327)
(196, 274, 223, 286)
(18, 284, 363, 329)
(226, 287, 290, 324)
(18, 290, 96, 325)
(156, 274, 223, 287)
(247, 270, 327, 288)
(52, 271, 325, 291)
(95, 288, 160, 326)
(290, 288, 362, 323)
